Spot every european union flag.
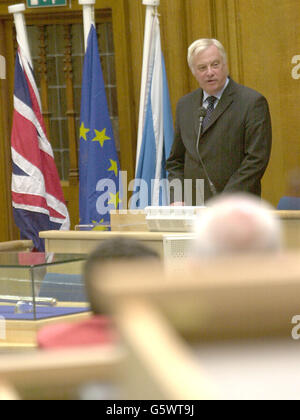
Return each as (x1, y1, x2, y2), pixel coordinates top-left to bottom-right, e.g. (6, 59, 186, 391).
(79, 25, 121, 229)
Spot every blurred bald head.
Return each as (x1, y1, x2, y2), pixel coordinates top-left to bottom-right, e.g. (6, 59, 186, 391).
(194, 193, 282, 257)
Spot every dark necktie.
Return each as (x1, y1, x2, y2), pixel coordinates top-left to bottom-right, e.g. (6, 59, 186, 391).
(202, 96, 217, 132)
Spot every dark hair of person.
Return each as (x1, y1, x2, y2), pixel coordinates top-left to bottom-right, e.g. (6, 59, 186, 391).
(83, 237, 160, 314)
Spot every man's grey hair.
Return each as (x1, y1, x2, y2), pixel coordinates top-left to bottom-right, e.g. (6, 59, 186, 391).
(187, 38, 227, 75)
(193, 193, 282, 257)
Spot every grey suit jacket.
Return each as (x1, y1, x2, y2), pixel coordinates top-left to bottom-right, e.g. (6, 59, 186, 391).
(166, 78, 272, 204)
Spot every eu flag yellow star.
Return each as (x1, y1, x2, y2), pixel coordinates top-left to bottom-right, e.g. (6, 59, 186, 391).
(80, 122, 90, 141)
(108, 192, 121, 209)
(108, 159, 118, 177)
(91, 219, 109, 231)
(92, 128, 111, 147)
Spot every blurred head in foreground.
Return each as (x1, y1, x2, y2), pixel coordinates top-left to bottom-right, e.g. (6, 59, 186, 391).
(194, 193, 282, 257)
(84, 237, 160, 314)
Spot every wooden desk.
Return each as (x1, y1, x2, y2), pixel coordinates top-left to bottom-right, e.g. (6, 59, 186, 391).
(39, 230, 189, 256)
(95, 252, 300, 399)
(0, 240, 33, 252)
(40, 211, 300, 254)
(0, 309, 91, 350)
(0, 344, 124, 400)
(2, 252, 300, 399)
(276, 210, 300, 248)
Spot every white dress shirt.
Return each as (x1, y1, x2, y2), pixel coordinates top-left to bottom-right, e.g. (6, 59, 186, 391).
(202, 77, 230, 109)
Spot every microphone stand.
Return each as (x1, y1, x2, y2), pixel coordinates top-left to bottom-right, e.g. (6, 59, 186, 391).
(196, 108, 217, 197)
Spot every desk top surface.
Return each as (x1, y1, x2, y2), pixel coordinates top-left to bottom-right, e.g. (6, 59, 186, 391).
(39, 230, 195, 240)
(193, 337, 300, 400)
(39, 211, 300, 240)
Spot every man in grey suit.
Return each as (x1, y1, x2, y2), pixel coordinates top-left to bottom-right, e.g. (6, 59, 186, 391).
(166, 39, 272, 205)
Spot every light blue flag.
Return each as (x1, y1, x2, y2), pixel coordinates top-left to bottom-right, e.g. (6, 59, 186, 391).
(79, 25, 121, 229)
(131, 14, 174, 209)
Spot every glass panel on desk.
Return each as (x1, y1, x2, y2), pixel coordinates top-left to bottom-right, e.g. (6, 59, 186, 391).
(0, 253, 86, 267)
(0, 253, 89, 321)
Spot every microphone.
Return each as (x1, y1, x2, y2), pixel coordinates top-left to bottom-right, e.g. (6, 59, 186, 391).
(198, 106, 207, 129)
(196, 106, 217, 197)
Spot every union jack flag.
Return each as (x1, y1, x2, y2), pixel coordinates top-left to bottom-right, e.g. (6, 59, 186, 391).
(11, 47, 70, 252)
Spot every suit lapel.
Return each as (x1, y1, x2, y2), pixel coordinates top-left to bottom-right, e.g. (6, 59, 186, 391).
(201, 79, 235, 135)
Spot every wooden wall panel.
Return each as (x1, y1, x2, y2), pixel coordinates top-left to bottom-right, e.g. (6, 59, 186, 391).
(109, 0, 136, 181)
(233, 0, 300, 206)
(213, 0, 244, 84)
(124, 0, 144, 149)
(159, 0, 189, 115)
(185, 0, 215, 91)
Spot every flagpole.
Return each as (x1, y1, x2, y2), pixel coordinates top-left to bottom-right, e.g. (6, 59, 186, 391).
(136, 0, 160, 174)
(8, 3, 32, 68)
(78, 0, 95, 52)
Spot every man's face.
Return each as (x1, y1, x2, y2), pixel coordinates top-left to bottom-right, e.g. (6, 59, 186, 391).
(192, 45, 229, 95)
